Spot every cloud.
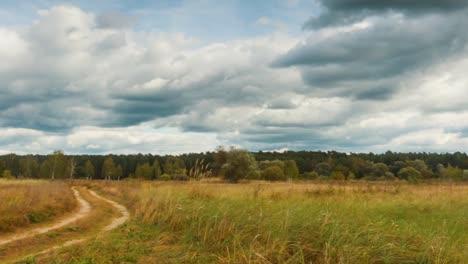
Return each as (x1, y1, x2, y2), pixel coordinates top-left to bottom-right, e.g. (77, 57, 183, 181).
(96, 12, 136, 29)
(0, 125, 222, 155)
(274, 12, 467, 100)
(2, 4, 468, 154)
(318, 0, 468, 12)
(305, 0, 468, 29)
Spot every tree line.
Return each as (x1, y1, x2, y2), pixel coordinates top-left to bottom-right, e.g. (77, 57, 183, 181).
(1, 148, 467, 182)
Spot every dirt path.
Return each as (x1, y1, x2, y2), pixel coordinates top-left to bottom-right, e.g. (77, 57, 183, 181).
(17, 188, 130, 262)
(0, 186, 130, 263)
(88, 189, 130, 232)
(0, 187, 91, 247)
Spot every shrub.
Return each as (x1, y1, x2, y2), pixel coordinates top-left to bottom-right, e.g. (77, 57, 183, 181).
(246, 170, 261, 180)
(259, 160, 285, 170)
(283, 160, 299, 179)
(330, 171, 345, 181)
(398, 167, 421, 183)
(302, 171, 319, 180)
(159, 174, 171, 181)
(385, 172, 398, 181)
(221, 148, 258, 182)
(172, 174, 190, 181)
(440, 165, 463, 181)
(262, 166, 287, 181)
(315, 162, 331, 176)
(2, 170, 14, 179)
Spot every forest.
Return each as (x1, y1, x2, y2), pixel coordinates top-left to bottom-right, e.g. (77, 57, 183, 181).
(1, 148, 467, 182)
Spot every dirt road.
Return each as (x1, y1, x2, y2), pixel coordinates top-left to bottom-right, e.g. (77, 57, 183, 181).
(0, 186, 129, 263)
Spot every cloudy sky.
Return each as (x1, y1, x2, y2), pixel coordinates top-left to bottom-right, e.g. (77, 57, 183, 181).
(1, 0, 468, 154)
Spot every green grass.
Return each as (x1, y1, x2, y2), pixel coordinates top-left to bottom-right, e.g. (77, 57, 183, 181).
(49, 181, 468, 263)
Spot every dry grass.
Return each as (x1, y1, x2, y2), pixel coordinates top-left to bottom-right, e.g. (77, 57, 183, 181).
(48, 180, 468, 263)
(0, 179, 76, 233)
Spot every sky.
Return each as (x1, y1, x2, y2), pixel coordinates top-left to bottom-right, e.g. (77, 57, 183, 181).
(1, 0, 468, 155)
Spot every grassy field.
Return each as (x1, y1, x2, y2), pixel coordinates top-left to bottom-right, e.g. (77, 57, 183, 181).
(0, 179, 76, 233)
(45, 180, 468, 264)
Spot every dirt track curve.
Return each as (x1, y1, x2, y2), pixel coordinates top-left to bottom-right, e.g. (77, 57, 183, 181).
(0, 187, 91, 247)
(0, 186, 130, 263)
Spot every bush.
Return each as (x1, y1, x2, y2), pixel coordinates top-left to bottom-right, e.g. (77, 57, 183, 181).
(172, 174, 190, 181)
(246, 170, 261, 180)
(385, 172, 398, 181)
(440, 165, 463, 181)
(330, 171, 345, 181)
(283, 160, 299, 179)
(315, 162, 331, 176)
(159, 174, 171, 181)
(221, 148, 258, 182)
(463, 170, 468, 181)
(1, 170, 14, 179)
(302, 171, 319, 180)
(262, 166, 286, 181)
(398, 167, 421, 183)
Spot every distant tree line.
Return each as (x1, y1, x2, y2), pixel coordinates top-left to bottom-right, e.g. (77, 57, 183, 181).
(1, 148, 468, 182)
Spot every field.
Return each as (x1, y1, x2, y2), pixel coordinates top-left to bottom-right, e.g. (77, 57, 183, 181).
(0, 179, 76, 233)
(40, 180, 468, 264)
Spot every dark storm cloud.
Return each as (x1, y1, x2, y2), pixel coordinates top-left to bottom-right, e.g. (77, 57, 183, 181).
(110, 91, 187, 126)
(321, 0, 468, 11)
(305, 0, 468, 29)
(273, 11, 468, 100)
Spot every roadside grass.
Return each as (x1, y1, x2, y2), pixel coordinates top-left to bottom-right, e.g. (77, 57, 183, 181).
(50, 181, 468, 263)
(0, 179, 76, 233)
(1, 186, 120, 263)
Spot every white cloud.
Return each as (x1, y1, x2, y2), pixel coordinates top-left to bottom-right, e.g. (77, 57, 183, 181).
(0, 125, 221, 155)
(1, 4, 468, 154)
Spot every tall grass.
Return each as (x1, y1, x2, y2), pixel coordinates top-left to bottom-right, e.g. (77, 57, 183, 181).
(0, 179, 76, 233)
(80, 181, 467, 263)
(43, 180, 468, 263)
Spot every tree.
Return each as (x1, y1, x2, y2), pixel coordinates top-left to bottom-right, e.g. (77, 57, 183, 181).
(152, 160, 162, 179)
(135, 162, 153, 180)
(385, 172, 397, 180)
(283, 160, 299, 179)
(405, 159, 428, 171)
(262, 165, 286, 181)
(259, 160, 285, 170)
(440, 164, 463, 181)
(1, 170, 13, 179)
(102, 157, 116, 180)
(371, 163, 389, 178)
(84, 160, 95, 180)
(350, 157, 372, 179)
(44, 151, 67, 180)
(19, 156, 39, 178)
(40, 160, 51, 179)
(164, 157, 186, 176)
(68, 157, 77, 179)
(390, 161, 406, 175)
(397, 167, 421, 182)
(330, 171, 345, 181)
(315, 162, 331, 176)
(5, 154, 19, 178)
(213, 145, 228, 175)
(221, 148, 258, 182)
(115, 165, 123, 180)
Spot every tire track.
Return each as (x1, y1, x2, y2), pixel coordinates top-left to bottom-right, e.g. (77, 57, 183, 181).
(0, 187, 91, 247)
(17, 188, 130, 262)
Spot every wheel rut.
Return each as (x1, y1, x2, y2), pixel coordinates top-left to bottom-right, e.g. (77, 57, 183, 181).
(0, 186, 130, 263)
